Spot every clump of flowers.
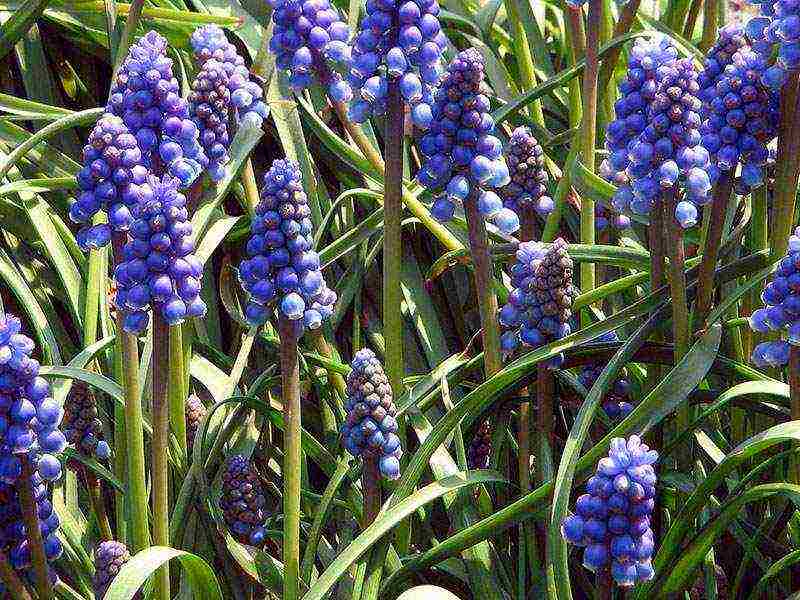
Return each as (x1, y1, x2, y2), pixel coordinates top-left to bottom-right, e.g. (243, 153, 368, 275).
(238, 159, 336, 334)
(107, 31, 207, 187)
(498, 126, 553, 219)
(745, 0, 800, 88)
(700, 47, 779, 189)
(578, 333, 635, 420)
(467, 420, 491, 470)
(347, 0, 447, 127)
(113, 175, 207, 334)
(219, 454, 270, 547)
(697, 23, 749, 105)
(185, 393, 207, 454)
(266, 0, 353, 103)
(418, 49, 517, 234)
(498, 238, 577, 367)
(94, 541, 138, 599)
(340, 349, 402, 480)
(561, 435, 658, 587)
(190, 25, 269, 128)
(69, 114, 149, 251)
(188, 59, 232, 182)
(749, 227, 800, 367)
(63, 381, 112, 463)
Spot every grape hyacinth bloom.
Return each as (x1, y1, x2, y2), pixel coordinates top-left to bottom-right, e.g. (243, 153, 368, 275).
(190, 25, 270, 128)
(561, 435, 658, 587)
(700, 47, 779, 189)
(498, 238, 577, 366)
(697, 23, 748, 107)
(94, 541, 139, 600)
(266, 0, 353, 103)
(219, 454, 270, 547)
(498, 127, 553, 219)
(107, 31, 207, 187)
(113, 175, 207, 334)
(467, 420, 491, 470)
(578, 333, 635, 419)
(188, 59, 232, 182)
(418, 49, 518, 234)
(340, 349, 402, 480)
(745, 0, 800, 88)
(63, 381, 112, 464)
(238, 159, 336, 333)
(185, 393, 207, 454)
(749, 228, 800, 367)
(69, 114, 149, 251)
(347, 0, 447, 127)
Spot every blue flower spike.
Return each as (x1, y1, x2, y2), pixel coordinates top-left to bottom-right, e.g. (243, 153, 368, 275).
(499, 127, 554, 219)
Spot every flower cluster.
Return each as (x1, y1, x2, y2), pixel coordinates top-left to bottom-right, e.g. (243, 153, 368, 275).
(63, 381, 112, 464)
(190, 25, 270, 128)
(418, 49, 517, 234)
(498, 239, 576, 367)
(185, 393, 207, 454)
(267, 0, 353, 103)
(69, 114, 149, 251)
(595, 204, 632, 232)
(94, 541, 138, 600)
(467, 420, 491, 470)
(621, 58, 712, 229)
(219, 454, 269, 547)
(697, 23, 748, 106)
(700, 47, 779, 189)
(578, 333, 635, 420)
(340, 349, 402, 480)
(498, 127, 553, 219)
(113, 175, 207, 334)
(0, 314, 66, 485)
(239, 159, 336, 333)
(347, 0, 447, 128)
(561, 435, 657, 587)
(188, 59, 232, 182)
(749, 227, 800, 367)
(745, 0, 800, 88)
(108, 31, 207, 187)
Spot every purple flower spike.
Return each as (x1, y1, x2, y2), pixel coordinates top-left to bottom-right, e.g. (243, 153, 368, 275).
(341, 349, 403, 480)
(189, 59, 232, 182)
(94, 541, 140, 600)
(220, 455, 270, 547)
(238, 159, 336, 332)
(499, 127, 553, 219)
(561, 435, 658, 587)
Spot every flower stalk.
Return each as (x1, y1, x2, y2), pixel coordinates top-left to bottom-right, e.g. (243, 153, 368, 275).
(19, 456, 53, 600)
(771, 72, 800, 260)
(151, 312, 171, 600)
(362, 456, 382, 528)
(87, 471, 113, 541)
(168, 324, 188, 458)
(0, 551, 32, 600)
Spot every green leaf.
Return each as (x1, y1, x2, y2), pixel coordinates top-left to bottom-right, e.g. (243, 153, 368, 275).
(0, 0, 48, 60)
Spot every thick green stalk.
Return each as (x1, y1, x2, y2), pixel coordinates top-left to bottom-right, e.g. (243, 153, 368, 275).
(694, 172, 733, 328)
(151, 313, 171, 600)
(0, 551, 32, 600)
(504, 0, 546, 126)
(280, 316, 302, 600)
(332, 101, 386, 172)
(772, 72, 800, 260)
(464, 197, 502, 376)
(682, 0, 703, 39)
(20, 456, 52, 600)
(168, 324, 188, 458)
(384, 79, 405, 396)
(699, 0, 719, 51)
(87, 471, 113, 541)
(112, 234, 149, 553)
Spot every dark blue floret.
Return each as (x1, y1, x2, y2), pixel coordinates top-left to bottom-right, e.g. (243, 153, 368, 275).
(499, 238, 576, 367)
(341, 349, 402, 480)
(417, 49, 518, 234)
(94, 541, 139, 600)
(63, 381, 112, 464)
(188, 59, 232, 182)
(113, 175, 207, 333)
(190, 25, 270, 129)
(266, 0, 353, 103)
(220, 455, 270, 547)
(498, 127, 553, 219)
(561, 436, 658, 587)
(239, 159, 336, 333)
(69, 113, 148, 251)
(107, 31, 208, 188)
(347, 0, 447, 127)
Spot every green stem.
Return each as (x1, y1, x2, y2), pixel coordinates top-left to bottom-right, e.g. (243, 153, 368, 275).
(597, 0, 642, 94)
(112, 233, 149, 553)
(151, 312, 171, 600)
(504, 0, 546, 126)
(19, 456, 53, 600)
(169, 324, 188, 459)
(384, 79, 405, 396)
(110, 0, 145, 80)
(0, 551, 32, 600)
(699, 0, 719, 51)
(464, 197, 502, 376)
(279, 316, 302, 600)
(771, 72, 800, 260)
(332, 101, 385, 172)
(694, 172, 733, 328)
(536, 364, 554, 486)
(682, 0, 703, 40)
(87, 471, 114, 541)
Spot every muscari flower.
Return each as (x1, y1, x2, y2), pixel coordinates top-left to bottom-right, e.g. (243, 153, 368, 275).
(578, 333, 635, 420)
(341, 349, 402, 480)
(188, 59, 232, 182)
(700, 46, 779, 189)
(745, 0, 800, 88)
(63, 381, 112, 464)
(749, 227, 800, 367)
(499, 238, 576, 366)
(498, 126, 553, 219)
(220, 454, 270, 547)
(347, 0, 448, 127)
(94, 541, 139, 600)
(418, 49, 518, 234)
(239, 159, 336, 334)
(107, 31, 207, 188)
(266, 0, 353, 103)
(69, 114, 149, 251)
(113, 175, 207, 334)
(467, 420, 491, 470)
(185, 393, 207, 454)
(190, 25, 270, 128)
(697, 23, 749, 106)
(561, 435, 657, 587)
